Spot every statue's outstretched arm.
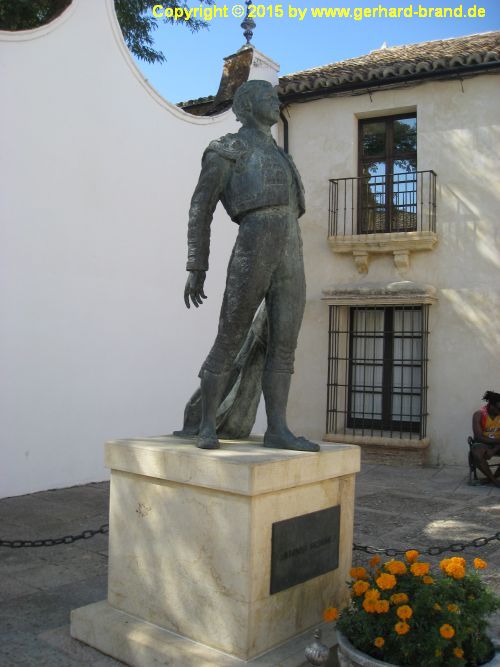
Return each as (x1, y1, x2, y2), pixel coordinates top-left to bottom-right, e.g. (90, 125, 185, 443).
(186, 151, 230, 273)
(183, 150, 231, 309)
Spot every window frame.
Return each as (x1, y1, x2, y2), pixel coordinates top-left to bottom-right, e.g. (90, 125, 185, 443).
(326, 304, 429, 440)
(347, 307, 422, 434)
(358, 113, 417, 234)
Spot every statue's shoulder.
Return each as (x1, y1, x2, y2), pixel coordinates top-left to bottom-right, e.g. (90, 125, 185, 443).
(205, 132, 248, 161)
(277, 145, 295, 163)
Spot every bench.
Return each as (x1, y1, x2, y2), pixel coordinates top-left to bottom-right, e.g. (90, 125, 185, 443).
(468, 436, 500, 485)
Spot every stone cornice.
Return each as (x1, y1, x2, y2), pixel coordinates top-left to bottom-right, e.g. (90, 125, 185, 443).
(328, 231, 438, 273)
(321, 280, 438, 305)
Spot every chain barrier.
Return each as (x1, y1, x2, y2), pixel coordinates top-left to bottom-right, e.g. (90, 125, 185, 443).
(353, 531, 500, 557)
(0, 525, 499, 555)
(0, 524, 109, 548)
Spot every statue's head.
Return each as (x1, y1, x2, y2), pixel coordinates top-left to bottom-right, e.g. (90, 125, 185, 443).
(232, 80, 280, 127)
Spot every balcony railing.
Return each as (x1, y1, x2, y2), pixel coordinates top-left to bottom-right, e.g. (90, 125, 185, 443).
(329, 170, 436, 237)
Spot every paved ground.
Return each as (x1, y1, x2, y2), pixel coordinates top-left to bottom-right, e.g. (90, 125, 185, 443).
(0, 463, 499, 666)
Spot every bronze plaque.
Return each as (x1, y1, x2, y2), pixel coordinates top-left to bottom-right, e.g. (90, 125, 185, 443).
(270, 505, 340, 595)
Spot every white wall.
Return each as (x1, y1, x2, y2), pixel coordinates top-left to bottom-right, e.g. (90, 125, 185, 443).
(286, 75, 500, 464)
(0, 0, 274, 497)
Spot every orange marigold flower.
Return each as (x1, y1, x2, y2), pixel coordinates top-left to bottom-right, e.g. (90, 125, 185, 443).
(440, 624, 455, 639)
(423, 575, 434, 585)
(369, 555, 381, 568)
(363, 598, 378, 613)
(375, 600, 390, 614)
(365, 588, 381, 601)
(323, 607, 339, 622)
(395, 621, 410, 635)
(447, 603, 459, 613)
(474, 558, 487, 570)
(374, 637, 385, 648)
(350, 566, 368, 580)
(352, 580, 370, 596)
(405, 550, 419, 563)
(441, 556, 465, 571)
(441, 557, 467, 579)
(454, 647, 464, 658)
(446, 563, 466, 580)
(376, 573, 397, 590)
(396, 605, 413, 620)
(390, 593, 409, 604)
(410, 562, 430, 577)
(440, 558, 451, 572)
(385, 560, 407, 575)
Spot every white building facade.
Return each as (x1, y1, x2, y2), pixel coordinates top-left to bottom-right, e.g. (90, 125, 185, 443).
(280, 33, 500, 465)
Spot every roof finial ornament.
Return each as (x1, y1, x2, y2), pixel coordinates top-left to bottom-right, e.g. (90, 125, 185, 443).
(241, 0, 256, 45)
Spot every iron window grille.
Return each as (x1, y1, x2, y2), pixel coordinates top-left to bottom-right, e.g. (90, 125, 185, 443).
(326, 305, 429, 439)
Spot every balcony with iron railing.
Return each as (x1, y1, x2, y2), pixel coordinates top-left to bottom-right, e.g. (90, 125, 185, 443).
(328, 170, 437, 273)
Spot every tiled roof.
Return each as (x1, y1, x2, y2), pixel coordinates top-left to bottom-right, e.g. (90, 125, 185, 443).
(279, 31, 500, 96)
(178, 95, 215, 108)
(178, 47, 255, 115)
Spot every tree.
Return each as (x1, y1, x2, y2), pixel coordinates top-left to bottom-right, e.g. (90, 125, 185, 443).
(0, 0, 210, 64)
(114, 1, 209, 64)
(0, 0, 72, 30)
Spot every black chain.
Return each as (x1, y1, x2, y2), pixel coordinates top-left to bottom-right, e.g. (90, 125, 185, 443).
(1, 525, 498, 556)
(353, 531, 500, 557)
(0, 524, 108, 548)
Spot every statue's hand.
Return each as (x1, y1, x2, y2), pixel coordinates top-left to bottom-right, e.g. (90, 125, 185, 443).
(184, 270, 207, 309)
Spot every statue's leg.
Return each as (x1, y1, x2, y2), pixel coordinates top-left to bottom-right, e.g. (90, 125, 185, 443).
(198, 370, 231, 449)
(262, 372, 319, 452)
(263, 218, 319, 452)
(172, 387, 202, 437)
(197, 220, 275, 449)
(262, 370, 293, 439)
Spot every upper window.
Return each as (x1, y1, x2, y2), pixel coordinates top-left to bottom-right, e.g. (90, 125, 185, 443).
(358, 114, 417, 234)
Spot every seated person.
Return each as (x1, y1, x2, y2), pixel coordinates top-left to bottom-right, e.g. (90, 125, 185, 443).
(471, 390, 500, 487)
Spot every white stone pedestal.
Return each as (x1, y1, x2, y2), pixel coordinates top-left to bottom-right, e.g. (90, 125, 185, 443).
(71, 436, 360, 666)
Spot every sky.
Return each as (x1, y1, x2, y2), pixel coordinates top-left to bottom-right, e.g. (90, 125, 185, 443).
(135, 0, 500, 104)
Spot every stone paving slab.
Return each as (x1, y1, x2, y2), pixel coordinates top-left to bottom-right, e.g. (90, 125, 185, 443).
(40, 626, 122, 667)
(0, 467, 498, 665)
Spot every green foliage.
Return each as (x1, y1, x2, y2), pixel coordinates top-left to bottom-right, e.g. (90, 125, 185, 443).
(114, 0, 210, 64)
(0, 0, 71, 30)
(0, 0, 212, 63)
(333, 556, 499, 666)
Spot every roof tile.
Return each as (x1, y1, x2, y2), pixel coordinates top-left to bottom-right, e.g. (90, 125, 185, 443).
(279, 31, 500, 95)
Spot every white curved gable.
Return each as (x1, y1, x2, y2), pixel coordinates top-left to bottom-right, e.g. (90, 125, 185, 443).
(0, 0, 277, 496)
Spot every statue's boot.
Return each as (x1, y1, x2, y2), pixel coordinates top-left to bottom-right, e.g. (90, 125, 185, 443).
(262, 370, 320, 452)
(173, 389, 202, 437)
(198, 370, 230, 449)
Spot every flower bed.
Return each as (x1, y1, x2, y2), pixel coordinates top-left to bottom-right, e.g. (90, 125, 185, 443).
(324, 552, 499, 666)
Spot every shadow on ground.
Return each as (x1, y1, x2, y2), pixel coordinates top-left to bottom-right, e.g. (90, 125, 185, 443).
(0, 465, 498, 666)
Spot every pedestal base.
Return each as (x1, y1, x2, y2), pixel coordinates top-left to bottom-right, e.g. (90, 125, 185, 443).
(71, 436, 359, 665)
(71, 600, 338, 667)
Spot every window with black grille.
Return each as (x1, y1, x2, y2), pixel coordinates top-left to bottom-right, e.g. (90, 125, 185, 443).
(326, 305, 428, 439)
(358, 114, 417, 233)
